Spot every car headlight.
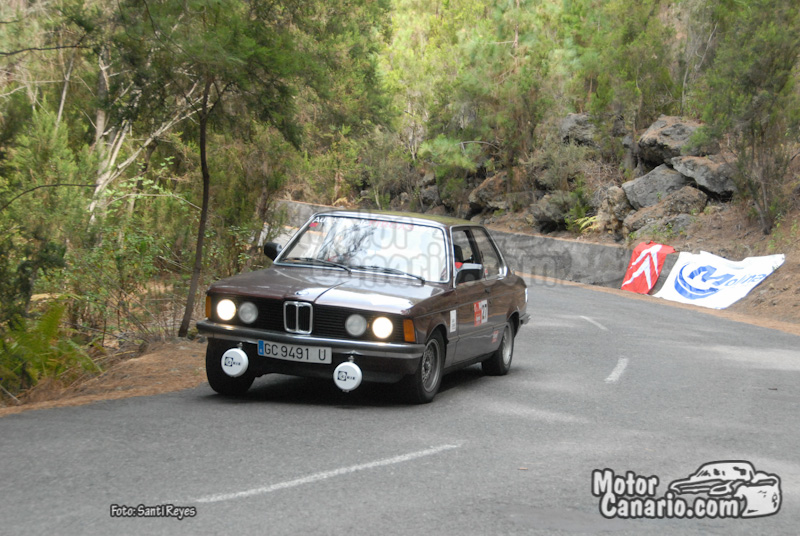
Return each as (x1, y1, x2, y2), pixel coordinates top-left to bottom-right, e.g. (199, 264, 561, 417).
(372, 316, 393, 339)
(345, 314, 367, 337)
(216, 299, 237, 321)
(238, 301, 258, 324)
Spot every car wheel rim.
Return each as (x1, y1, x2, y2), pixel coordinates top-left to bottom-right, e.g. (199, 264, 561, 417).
(501, 326, 512, 366)
(421, 339, 440, 391)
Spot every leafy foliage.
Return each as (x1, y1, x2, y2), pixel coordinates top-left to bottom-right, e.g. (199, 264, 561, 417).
(694, 0, 800, 233)
(1, 303, 99, 396)
(563, 0, 678, 132)
(529, 137, 591, 191)
(0, 107, 91, 325)
(1, 0, 798, 397)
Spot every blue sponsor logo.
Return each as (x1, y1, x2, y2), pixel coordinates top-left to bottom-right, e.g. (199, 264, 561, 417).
(674, 264, 768, 300)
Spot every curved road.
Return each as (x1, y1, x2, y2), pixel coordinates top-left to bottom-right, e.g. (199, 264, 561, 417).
(2, 278, 799, 535)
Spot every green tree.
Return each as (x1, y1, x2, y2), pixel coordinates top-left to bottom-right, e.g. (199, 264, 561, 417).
(386, 0, 553, 205)
(696, 0, 800, 233)
(437, 0, 550, 170)
(564, 0, 677, 135)
(114, 0, 390, 337)
(0, 107, 92, 324)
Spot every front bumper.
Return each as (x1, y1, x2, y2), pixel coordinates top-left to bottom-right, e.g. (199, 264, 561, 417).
(197, 319, 425, 383)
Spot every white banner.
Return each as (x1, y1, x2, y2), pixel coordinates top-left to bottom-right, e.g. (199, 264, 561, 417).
(654, 251, 785, 309)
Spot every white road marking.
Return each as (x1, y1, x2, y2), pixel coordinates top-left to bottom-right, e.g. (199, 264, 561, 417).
(580, 315, 608, 331)
(192, 443, 461, 504)
(605, 358, 629, 383)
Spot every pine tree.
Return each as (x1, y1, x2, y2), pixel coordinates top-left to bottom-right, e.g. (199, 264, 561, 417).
(696, 0, 800, 233)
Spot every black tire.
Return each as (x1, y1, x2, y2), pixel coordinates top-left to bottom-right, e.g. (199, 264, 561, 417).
(401, 331, 445, 404)
(482, 322, 514, 376)
(205, 340, 255, 396)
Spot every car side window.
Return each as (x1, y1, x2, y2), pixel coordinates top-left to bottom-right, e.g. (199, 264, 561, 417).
(472, 228, 504, 278)
(452, 230, 475, 268)
(452, 229, 482, 285)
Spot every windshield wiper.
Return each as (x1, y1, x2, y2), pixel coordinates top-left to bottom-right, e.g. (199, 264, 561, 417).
(351, 265, 425, 283)
(282, 257, 351, 273)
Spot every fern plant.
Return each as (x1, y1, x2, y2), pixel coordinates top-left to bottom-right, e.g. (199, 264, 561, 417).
(0, 303, 100, 397)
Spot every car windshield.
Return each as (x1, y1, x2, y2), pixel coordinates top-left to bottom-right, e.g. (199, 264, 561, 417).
(279, 215, 448, 283)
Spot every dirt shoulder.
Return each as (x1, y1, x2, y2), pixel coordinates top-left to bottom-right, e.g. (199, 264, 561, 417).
(2, 202, 798, 417)
(0, 341, 207, 417)
(666, 204, 800, 326)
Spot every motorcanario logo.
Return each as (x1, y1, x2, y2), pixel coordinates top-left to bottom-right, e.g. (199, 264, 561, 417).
(592, 460, 781, 520)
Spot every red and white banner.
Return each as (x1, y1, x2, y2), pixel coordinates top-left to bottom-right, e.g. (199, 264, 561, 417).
(654, 251, 785, 309)
(621, 242, 676, 294)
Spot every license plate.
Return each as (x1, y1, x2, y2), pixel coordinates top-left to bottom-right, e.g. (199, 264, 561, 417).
(257, 340, 332, 364)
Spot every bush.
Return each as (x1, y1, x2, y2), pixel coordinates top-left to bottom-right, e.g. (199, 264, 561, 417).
(0, 303, 100, 398)
(529, 139, 591, 192)
(695, 0, 800, 234)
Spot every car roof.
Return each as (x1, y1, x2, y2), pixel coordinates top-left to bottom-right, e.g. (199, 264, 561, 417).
(312, 209, 476, 229)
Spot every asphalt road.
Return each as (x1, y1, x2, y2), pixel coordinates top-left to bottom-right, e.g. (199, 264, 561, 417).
(2, 278, 799, 535)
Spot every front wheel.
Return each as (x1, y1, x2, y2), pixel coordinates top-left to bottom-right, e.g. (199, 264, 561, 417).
(401, 331, 444, 404)
(482, 322, 514, 376)
(205, 340, 255, 396)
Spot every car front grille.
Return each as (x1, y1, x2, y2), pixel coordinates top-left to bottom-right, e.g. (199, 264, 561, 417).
(315, 305, 407, 343)
(283, 301, 313, 334)
(212, 296, 406, 343)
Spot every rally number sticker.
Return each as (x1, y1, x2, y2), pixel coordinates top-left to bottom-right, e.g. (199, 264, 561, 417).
(474, 300, 488, 326)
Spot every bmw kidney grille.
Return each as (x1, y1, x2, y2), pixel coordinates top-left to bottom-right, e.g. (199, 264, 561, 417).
(284, 301, 313, 334)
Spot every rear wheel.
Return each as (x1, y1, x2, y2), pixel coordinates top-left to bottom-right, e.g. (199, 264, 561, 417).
(205, 340, 255, 396)
(401, 331, 444, 404)
(482, 322, 513, 376)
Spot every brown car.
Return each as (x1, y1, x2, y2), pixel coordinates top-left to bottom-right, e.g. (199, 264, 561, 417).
(197, 210, 529, 403)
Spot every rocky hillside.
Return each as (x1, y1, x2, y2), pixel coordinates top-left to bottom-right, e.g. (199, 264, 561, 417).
(375, 113, 799, 325)
(388, 114, 750, 243)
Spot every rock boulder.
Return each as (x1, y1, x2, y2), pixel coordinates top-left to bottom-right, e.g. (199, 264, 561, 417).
(530, 191, 574, 232)
(638, 115, 703, 166)
(623, 186, 707, 237)
(596, 185, 635, 236)
(621, 164, 690, 210)
(469, 172, 509, 211)
(671, 154, 737, 199)
(559, 113, 599, 148)
(418, 185, 441, 208)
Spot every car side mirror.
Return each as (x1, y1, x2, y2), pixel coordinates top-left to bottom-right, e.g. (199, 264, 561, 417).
(455, 263, 483, 285)
(263, 242, 283, 261)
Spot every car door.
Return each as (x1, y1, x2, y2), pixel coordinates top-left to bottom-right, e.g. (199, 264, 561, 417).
(469, 226, 512, 349)
(450, 227, 497, 362)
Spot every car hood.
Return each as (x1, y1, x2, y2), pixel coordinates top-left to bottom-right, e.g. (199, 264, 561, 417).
(207, 266, 447, 315)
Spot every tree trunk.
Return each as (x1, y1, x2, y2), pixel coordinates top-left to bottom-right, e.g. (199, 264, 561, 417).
(87, 77, 201, 224)
(178, 81, 213, 337)
(94, 47, 110, 150)
(55, 53, 75, 131)
(118, 143, 157, 246)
